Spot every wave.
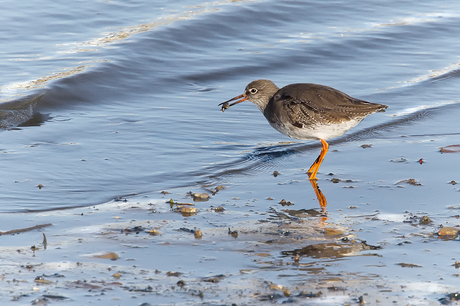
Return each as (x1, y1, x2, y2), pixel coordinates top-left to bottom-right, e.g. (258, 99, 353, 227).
(1, 1, 458, 129)
(0, 93, 45, 128)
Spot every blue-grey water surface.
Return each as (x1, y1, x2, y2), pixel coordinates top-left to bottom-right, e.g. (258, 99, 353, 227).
(2, 0, 459, 212)
(0, 1, 460, 211)
(2, 0, 460, 304)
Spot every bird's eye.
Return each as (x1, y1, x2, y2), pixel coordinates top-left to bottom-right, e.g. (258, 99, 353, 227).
(249, 88, 258, 94)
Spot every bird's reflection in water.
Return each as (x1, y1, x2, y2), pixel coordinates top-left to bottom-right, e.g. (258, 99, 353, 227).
(281, 238, 381, 259)
(307, 173, 328, 218)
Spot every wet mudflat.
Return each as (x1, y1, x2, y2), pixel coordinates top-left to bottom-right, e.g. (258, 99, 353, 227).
(2, 140, 460, 305)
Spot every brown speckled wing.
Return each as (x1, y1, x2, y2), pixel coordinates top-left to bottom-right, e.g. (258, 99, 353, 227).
(275, 84, 387, 127)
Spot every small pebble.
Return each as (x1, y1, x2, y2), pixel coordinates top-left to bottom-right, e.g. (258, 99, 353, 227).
(438, 227, 459, 237)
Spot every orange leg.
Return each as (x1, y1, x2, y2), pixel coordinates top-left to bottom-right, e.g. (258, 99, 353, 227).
(307, 139, 329, 180)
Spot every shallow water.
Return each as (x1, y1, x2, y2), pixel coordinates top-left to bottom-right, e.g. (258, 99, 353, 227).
(1, 0, 460, 304)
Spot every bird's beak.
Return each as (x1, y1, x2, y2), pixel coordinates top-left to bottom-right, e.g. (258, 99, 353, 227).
(223, 93, 247, 106)
(218, 93, 247, 112)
